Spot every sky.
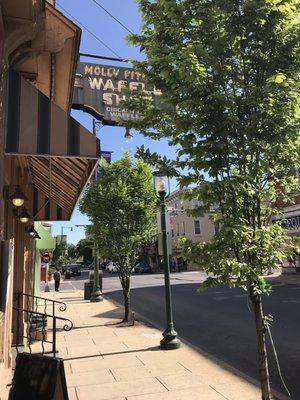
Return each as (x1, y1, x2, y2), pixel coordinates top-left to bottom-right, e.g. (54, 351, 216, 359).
(53, 0, 178, 244)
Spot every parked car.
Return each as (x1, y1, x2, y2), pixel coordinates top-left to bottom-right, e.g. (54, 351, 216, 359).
(106, 262, 118, 273)
(64, 264, 81, 279)
(77, 261, 91, 269)
(134, 261, 151, 273)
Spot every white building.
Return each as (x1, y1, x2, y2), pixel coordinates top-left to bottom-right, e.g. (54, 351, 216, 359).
(157, 188, 217, 270)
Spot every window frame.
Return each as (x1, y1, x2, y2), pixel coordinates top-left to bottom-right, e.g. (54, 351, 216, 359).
(194, 220, 201, 235)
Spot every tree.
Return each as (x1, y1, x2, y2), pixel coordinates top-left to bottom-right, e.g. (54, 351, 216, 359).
(52, 238, 67, 269)
(125, 1, 300, 398)
(67, 244, 77, 261)
(80, 153, 157, 323)
(76, 238, 93, 263)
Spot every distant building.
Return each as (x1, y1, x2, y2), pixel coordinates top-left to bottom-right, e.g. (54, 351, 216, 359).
(274, 168, 300, 271)
(157, 188, 217, 271)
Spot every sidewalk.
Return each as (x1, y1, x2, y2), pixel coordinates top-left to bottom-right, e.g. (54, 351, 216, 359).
(44, 290, 282, 400)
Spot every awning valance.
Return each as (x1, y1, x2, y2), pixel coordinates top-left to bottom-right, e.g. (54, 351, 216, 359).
(5, 70, 101, 221)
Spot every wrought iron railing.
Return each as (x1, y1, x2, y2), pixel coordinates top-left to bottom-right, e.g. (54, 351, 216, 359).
(13, 292, 73, 357)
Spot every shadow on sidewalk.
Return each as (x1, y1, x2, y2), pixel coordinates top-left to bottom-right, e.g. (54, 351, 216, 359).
(91, 308, 124, 320)
(105, 282, 300, 400)
(64, 346, 160, 362)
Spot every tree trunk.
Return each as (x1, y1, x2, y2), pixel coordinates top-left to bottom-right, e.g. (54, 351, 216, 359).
(250, 292, 272, 400)
(121, 276, 131, 323)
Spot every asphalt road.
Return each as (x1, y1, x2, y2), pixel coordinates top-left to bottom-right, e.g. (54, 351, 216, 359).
(55, 271, 300, 399)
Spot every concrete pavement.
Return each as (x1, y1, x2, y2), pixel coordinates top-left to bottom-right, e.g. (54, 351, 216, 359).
(40, 289, 288, 400)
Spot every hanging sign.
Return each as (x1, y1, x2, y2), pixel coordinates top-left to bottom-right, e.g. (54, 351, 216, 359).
(101, 151, 112, 164)
(41, 252, 51, 263)
(72, 62, 162, 125)
(285, 215, 300, 232)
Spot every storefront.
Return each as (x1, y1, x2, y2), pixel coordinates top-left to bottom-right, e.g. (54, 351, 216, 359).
(0, 2, 100, 397)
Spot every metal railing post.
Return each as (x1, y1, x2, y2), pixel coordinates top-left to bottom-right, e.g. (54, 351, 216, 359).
(52, 317, 56, 357)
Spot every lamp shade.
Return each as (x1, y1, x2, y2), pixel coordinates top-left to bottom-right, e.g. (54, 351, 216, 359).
(9, 186, 27, 207)
(124, 127, 133, 142)
(153, 171, 170, 197)
(27, 225, 38, 237)
(19, 208, 30, 223)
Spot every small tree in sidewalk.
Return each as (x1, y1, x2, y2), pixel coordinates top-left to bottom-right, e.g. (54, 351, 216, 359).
(125, 0, 300, 397)
(80, 153, 157, 324)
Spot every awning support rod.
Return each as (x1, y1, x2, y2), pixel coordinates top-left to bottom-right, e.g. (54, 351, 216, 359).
(79, 52, 126, 63)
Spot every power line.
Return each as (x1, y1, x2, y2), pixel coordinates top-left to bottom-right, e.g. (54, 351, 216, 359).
(90, 0, 135, 35)
(56, 2, 123, 59)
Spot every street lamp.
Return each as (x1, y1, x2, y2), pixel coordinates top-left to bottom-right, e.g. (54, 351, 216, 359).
(75, 224, 103, 302)
(124, 127, 133, 142)
(9, 186, 27, 207)
(61, 226, 72, 241)
(18, 207, 31, 223)
(153, 171, 181, 350)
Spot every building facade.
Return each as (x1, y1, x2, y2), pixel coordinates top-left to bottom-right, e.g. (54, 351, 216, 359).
(158, 189, 216, 270)
(0, 1, 100, 397)
(275, 169, 300, 270)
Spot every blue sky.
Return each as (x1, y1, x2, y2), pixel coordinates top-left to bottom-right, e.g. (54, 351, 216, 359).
(53, 0, 178, 244)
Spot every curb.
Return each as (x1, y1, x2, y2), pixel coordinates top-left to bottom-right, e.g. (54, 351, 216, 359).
(104, 294, 290, 400)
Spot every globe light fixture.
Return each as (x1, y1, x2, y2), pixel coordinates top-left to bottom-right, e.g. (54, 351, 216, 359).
(153, 171, 170, 197)
(9, 186, 27, 207)
(18, 208, 30, 224)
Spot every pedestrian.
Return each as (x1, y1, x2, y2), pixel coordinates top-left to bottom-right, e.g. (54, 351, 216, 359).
(53, 267, 61, 292)
(172, 257, 177, 272)
(177, 258, 182, 273)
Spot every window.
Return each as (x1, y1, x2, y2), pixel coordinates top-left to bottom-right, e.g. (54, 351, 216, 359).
(171, 229, 174, 238)
(177, 223, 180, 236)
(192, 200, 199, 209)
(182, 221, 186, 235)
(194, 220, 201, 235)
(214, 222, 220, 235)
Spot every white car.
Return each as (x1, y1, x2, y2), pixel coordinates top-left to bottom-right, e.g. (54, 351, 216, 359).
(106, 262, 118, 273)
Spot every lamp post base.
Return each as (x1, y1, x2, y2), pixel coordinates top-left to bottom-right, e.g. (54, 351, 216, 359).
(90, 288, 103, 302)
(160, 329, 181, 350)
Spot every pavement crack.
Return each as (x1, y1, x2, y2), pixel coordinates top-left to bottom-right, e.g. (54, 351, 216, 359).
(135, 355, 146, 365)
(155, 376, 170, 391)
(209, 385, 231, 400)
(178, 361, 193, 373)
(109, 368, 117, 382)
(74, 387, 79, 400)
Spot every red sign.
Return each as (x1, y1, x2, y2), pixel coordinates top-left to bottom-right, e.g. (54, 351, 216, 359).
(41, 253, 51, 263)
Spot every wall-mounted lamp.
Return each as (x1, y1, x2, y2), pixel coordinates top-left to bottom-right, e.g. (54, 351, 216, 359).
(27, 225, 38, 237)
(18, 208, 31, 224)
(8, 186, 27, 207)
(33, 232, 41, 240)
(124, 127, 133, 142)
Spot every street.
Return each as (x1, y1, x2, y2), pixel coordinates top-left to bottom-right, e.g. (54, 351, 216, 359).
(55, 271, 300, 399)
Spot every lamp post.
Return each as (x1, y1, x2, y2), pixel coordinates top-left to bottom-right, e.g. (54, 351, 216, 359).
(75, 224, 103, 302)
(61, 226, 72, 242)
(60, 226, 72, 265)
(153, 171, 181, 350)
